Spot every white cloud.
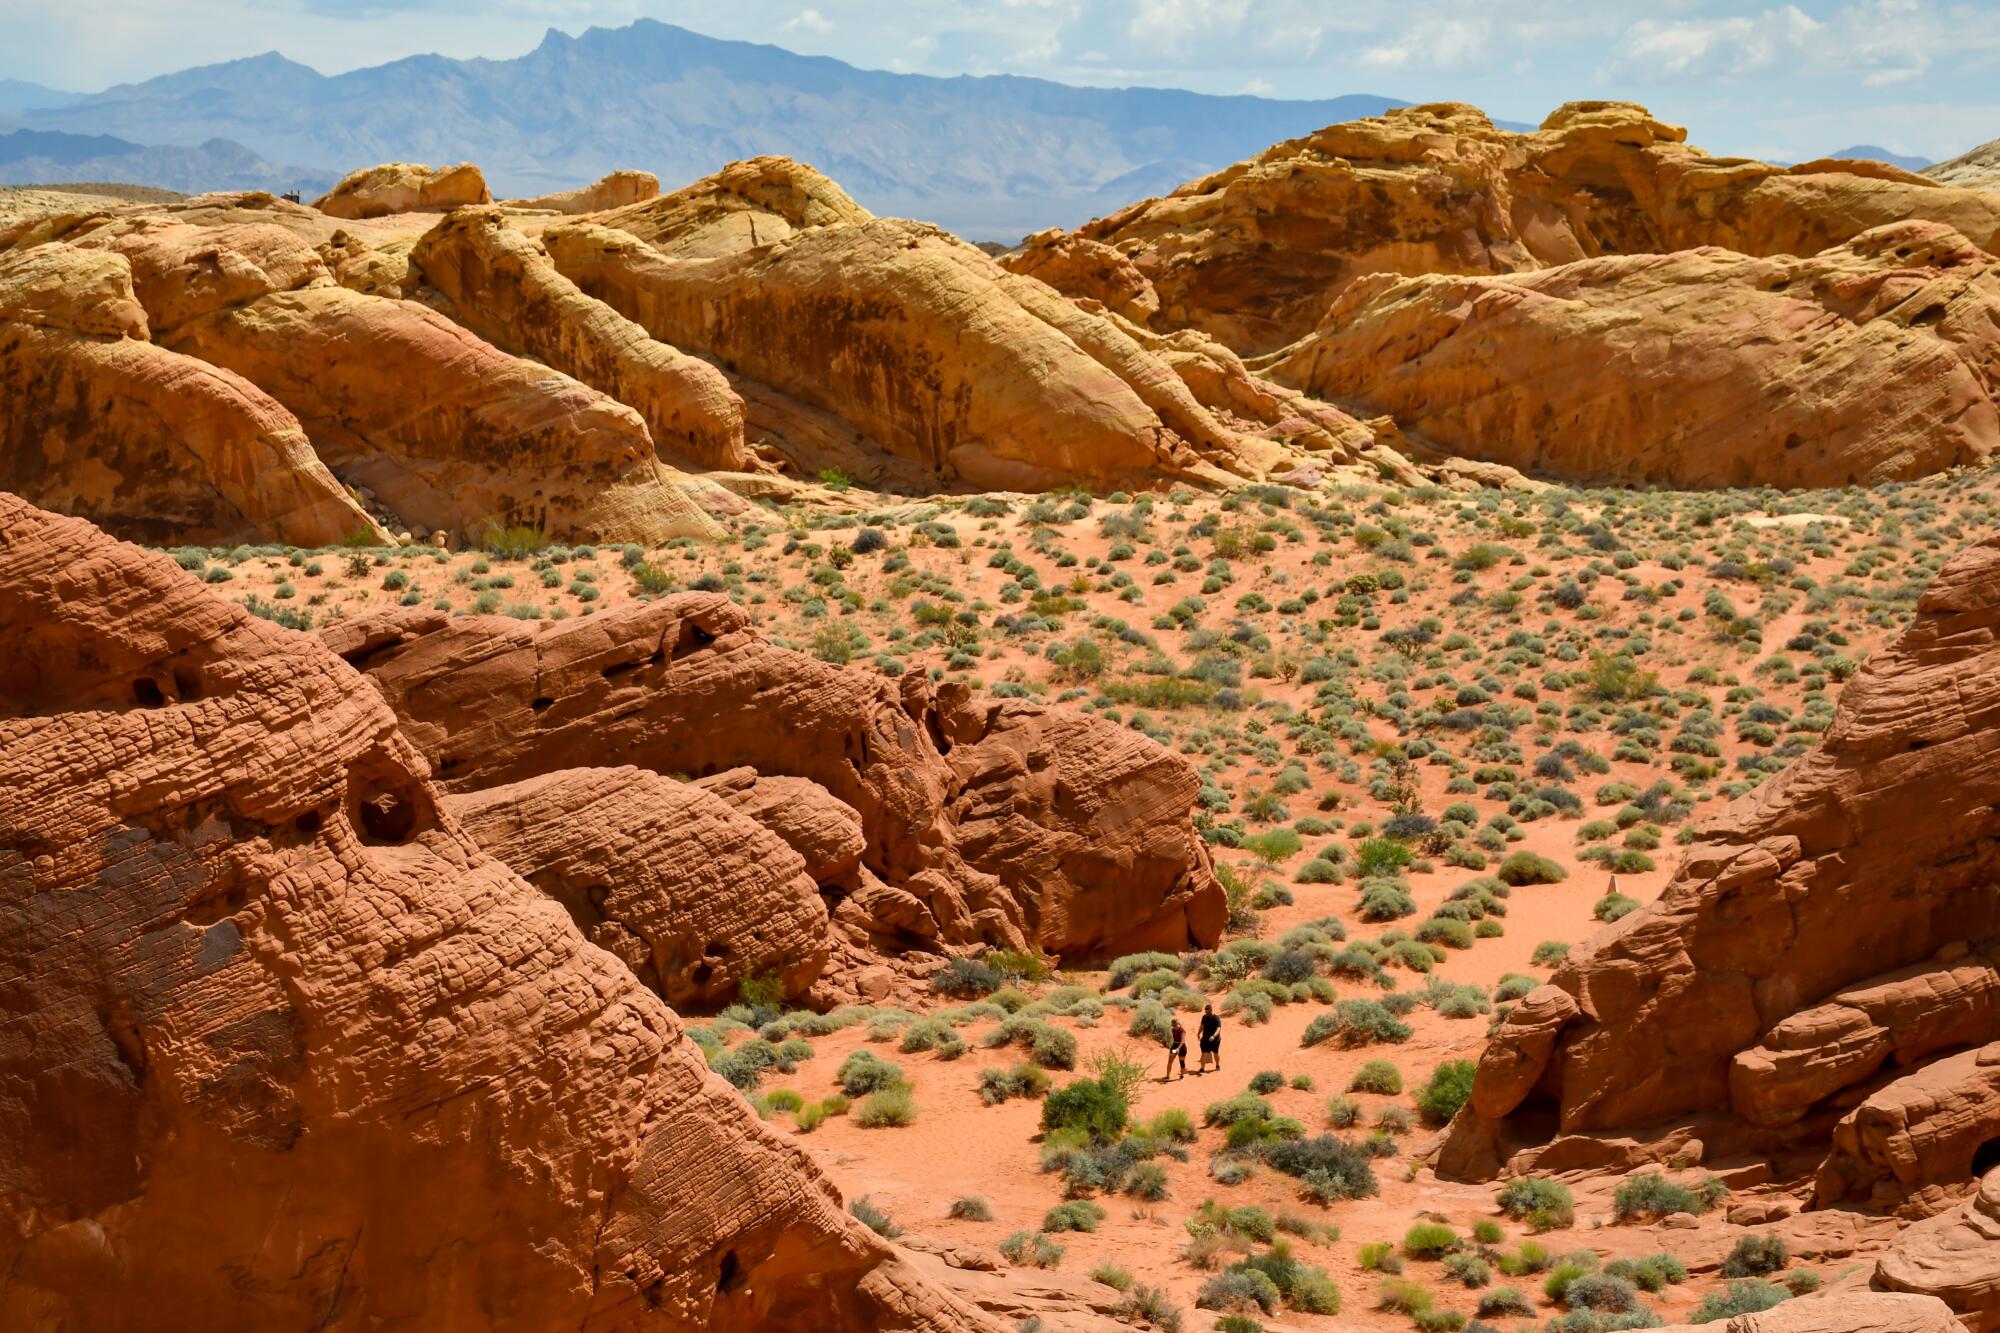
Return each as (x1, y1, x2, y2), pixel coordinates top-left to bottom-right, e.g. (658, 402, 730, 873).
(779, 7, 832, 35)
(1360, 16, 1493, 72)
(1242, 76, 1273, 94)
(1616, 4, 1819, 78)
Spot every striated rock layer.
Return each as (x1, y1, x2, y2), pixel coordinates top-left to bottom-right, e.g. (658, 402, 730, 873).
(1928, 140, 2000, 192)
(0, 494, 996, 1331)
(0, 242, 380, 546)
(1074, 100, 2000, 356)
(320, 595, 1225, 966)
(1259, 221, 2000, 489)
(1440, 532, 2000, 1213)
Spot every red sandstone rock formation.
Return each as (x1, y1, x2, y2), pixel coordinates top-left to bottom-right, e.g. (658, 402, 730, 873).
(1258, 220, 2000, 488)
(1658, 1292, 1969, 1333)
(445, 766, 831, 1007)
(319, 596, 1225, 967)
(1440, 532, 2000, 1213)
(0, 242, 379, 546)
(411, 205, 754, 471)
(0, 493, 997, 1331)
(314, 160, 491, 219)
(1876, 1168, 2000, 1330)
(1073, 101, 2000, 356)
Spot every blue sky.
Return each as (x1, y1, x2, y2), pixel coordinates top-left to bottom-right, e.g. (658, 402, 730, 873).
(5, 0, 1997, 162)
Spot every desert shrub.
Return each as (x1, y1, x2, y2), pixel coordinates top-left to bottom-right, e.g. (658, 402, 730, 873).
(1376, 1276, 1435, 1314)
(1496, 1177, 1575, 1231)
(1358, 879, 1417, 921)
(1042, 1200, 1106, 1233)
(1089, 1261, 1133, 1291)
(1126, 1161, 1170, 1200)
(1564, 1273, 1642, 1313)
(1612, 1172, 1722, 1222)
(1249, 1069, 1286, 1094)
(1204, 1092, 1276, 1127)
(1325, 1095, 1362, 1128)
(1443, 1251, 1492, 1288)
(1402, 1222, 1461, 1258)
(1721, 1233, 1789, 1278)
(979, 1062, 1052, 1105)
(1604, 1254, 1686, 1292)
(1498, 1241, 1550, 1277)
(1542, 1257, 1598, 1303)
(836, 1050, 905, 1096)
(1041, 1076, 1130, 1142)
(1418, 1060, 1477, 1126)
(1689, 1279, 1790, 1322)
(1349, 1060, 1403, 1095)
(999, 1230, 1065, 1268)
(1109, 950, 1183, 989)
(1146, 1106, 1197, 1143)
(1478, 1286, 1534, 1317)
(850, 1195, 900, 1237)
(857, 1087, 916, 1127)
(948, 1195, 993, 1221)
(1471, 1218, 1503, 1245)
(1198, 1268, 1281, 1314)
(932, 955, 1003, 997)
(1262, 1136, 1378, 1199)
(1496, 852, 1566, 885)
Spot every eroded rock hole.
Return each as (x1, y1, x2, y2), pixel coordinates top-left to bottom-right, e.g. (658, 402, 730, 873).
(1974, 1136, 2000, 1178)
(348, 764, 433, 846)
(716, 1250, 740, 1293)
(131, 677, 166, 708)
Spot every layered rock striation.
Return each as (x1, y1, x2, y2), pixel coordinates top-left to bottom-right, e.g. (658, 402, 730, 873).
(313, 160, 490, 219)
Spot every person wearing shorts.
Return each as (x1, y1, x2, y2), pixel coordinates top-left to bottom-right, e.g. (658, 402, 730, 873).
(1197, 1003, 1222, 1074)
(1165, 1016, 1189, 1080)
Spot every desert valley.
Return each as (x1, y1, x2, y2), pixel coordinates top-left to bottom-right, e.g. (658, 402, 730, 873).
(4, 21, 2000, 1333)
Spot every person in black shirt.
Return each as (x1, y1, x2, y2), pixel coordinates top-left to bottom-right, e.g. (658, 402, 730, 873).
(1164, 1016, 1189, 1081)
(1197, 1003, 1222, 1074)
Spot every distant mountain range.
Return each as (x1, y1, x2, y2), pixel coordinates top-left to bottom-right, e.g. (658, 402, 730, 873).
(1824, 143, 1931, 172)
(0, 129, 334, 196)
(0, 79, 80, 114)
(4, 20, 1415, 238)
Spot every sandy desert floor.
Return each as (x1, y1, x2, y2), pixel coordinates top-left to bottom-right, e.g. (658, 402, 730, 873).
(153, 465, 1999, 1329)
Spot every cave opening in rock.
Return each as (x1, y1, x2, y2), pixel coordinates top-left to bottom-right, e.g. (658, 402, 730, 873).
(1974, 1135, 2000, 1178)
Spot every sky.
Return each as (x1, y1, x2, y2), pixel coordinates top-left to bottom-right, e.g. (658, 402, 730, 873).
(3, 0, 1997, 163)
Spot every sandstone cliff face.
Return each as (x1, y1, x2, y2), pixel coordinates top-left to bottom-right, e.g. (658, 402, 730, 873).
(313, 160, 491, 219)
(1259, 221, 2000, 489)
(0, 494, 995, 1332)
(1440, 534, 2000, 1214)
(319, 595, 1225, 967)
(1075, 101, 2000, 356)
(0, 242, 379, 546)
(502, 169, 662, 214)
(411, 205, 753, 471)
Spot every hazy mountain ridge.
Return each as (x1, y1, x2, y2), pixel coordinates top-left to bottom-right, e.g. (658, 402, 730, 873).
(15, 21, 1415, 237)
(0, 128, 334, 196)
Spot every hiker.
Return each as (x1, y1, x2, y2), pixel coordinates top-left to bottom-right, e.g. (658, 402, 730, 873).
(1197, 1003, 1222, 1075)
(1164, 1015, 1189, 1081)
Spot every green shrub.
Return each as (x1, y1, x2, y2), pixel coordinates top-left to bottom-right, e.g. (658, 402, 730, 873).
(1689, 1279, 1790, 1322)
(1564, 1273, 1642, 1313)
(1325, 1095, 1362, 1128)
(1478, 1286, 1534, 1317)
(1604, 1253, 1686, 1292)
(1089, 1262, 1132, 1291)
(1612, 1171, 1722, 1221)
(1041, 1075, 1130, 1142)
(1349, 1060, 1403, 1095)
(1721, 1233, 1789, 1278)
(836, 1050, 905, 1096)
(1497, 852, 1566, 885)
(948, 1195, 993, 1221)
(1496, 1177, 1575, 1231)
(1145, 1106, 1197, 1143)
(1402, 1222, 1461, 1258)
(850, 1195, 900, 1237)
(1249, 1069, 1285, 1094)
(977, 1062, 1051, 1105)
(857, 1087, 917, 1127)
(1417, 1060, 1477, 1126)
(1042, 1200, 1106, 1233)
(998, 1230, 1065, 1268)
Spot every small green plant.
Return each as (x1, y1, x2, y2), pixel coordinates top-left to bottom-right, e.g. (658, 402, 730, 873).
(1721, 1233, 1789, 1278)
(1349, 1060, 1403, 1095)
(856, 1086, 917, 1127)
(1496, 1177, 1574, 1231)
(850, 1195, 900, 1237)
(1042, 1200, 1107, 1233)
(1417, 1060, 1476, 1126)
(1088, 1261, 1133, 1291)
(1402, 1222, 1460, 1258)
